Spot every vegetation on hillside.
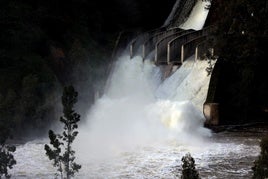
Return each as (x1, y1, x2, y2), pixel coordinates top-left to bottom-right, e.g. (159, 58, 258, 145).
(252, 136, 268, 178)
(0, 0, 267, 140)
(0, 112, 16, 178)
(0, 0, 111, 138)
(0, 0, 175, 139)
(205, 0, 268, 124)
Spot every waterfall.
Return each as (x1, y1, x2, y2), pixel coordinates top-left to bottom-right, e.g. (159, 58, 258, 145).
(9, 1, 261, 178)
(11, 55, 259, 179)
(75, 0, 214, 156)
(75, 54, 213, 162)
(163, 0, 210, 30)
(180, 0, 210, 30)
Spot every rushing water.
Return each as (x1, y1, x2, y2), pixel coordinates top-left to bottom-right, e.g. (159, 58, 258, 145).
(11, 55, 261, 178)
(9, 1, 259, 177)
(11, 132, 261, 178)
(180, 0, 210, 30)
(163, 0, 210, 30)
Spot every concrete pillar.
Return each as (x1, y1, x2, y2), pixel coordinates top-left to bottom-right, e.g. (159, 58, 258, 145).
(130, 45, 133, 59)
(203, 102, 219, 126)
(94, 91, 100, 103)
(155, 45, 158, 64)
(167, 44, 171, 65)
(195, 46, 198, 61)
(142, 44, 146, 61)
(181, 45, 184, 63)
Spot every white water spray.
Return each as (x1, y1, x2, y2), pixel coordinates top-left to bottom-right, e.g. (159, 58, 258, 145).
(77, 0, 214, 155)
(75, 54, 213, 164)
(180, 0, 210, 30)
(10, 2, 261, 177)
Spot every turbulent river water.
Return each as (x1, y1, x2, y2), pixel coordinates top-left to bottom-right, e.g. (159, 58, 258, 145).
(11, 131, 261, 179)
(11, 55, 261, 179)
(11, 133, 259, 179)
(7, 0, 262, 178)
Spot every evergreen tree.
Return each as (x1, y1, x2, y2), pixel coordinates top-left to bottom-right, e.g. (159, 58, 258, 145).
(44, 86, 81, 179)
(252, 136, 268, 179)
(0, 100, 16, 178)
(0, 131, 16, 178)
(181, 153, 200, 179)
(0, 144, 16, 178)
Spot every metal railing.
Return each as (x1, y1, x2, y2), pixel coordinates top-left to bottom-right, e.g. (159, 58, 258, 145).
(130, 25, 215, 65)
(141, 27, 182, 60)
(181, 35, 207, 63)
(166, 26, 214, 64)
(154, 29, 193, 64)
(130, 27, 166, 58)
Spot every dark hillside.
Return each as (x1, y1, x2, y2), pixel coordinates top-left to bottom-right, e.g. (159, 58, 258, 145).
(0, 0, 176, 138)
(205, 0, 268, 124)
